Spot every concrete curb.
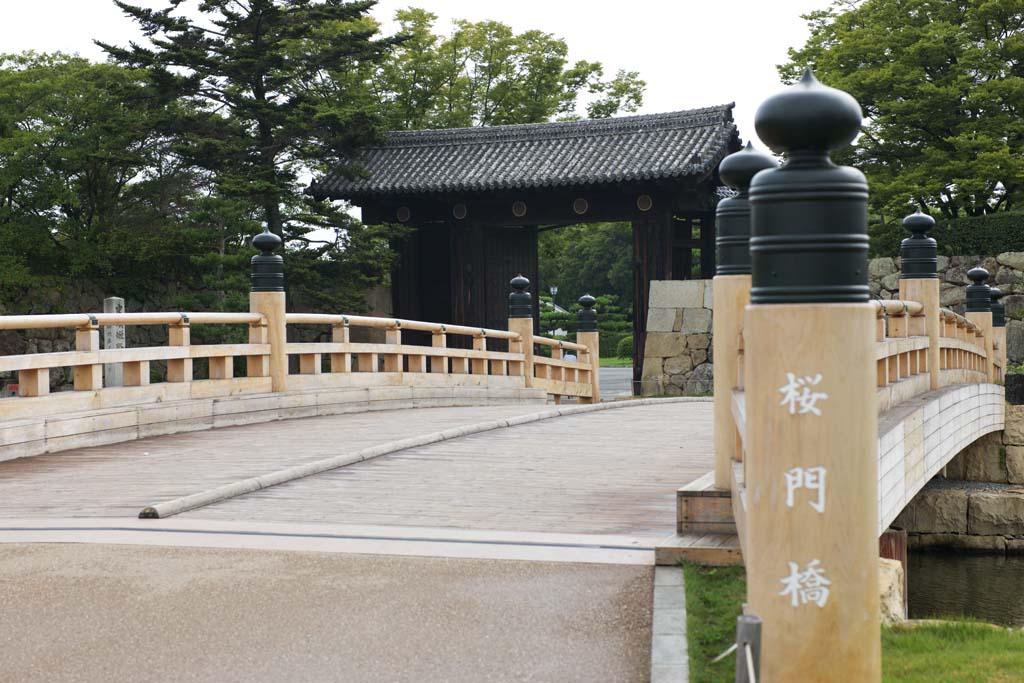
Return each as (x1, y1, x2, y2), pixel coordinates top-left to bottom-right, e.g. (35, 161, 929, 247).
(139, 396, 711, 519)
(651, 566, 689, 682)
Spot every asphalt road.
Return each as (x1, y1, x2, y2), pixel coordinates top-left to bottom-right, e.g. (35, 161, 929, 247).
(601, 366, 634, 399)
(0, 544, 653, 683)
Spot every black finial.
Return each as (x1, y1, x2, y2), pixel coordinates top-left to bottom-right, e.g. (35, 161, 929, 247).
(251, 229, 284, 292)
(966, 266, 992, 313)
(991, 288, 1006, 327)
(509, 274, 532, 318)
(899, 209, 938, 279)
(754, 68, 863, 155)
(578, 294, 598, 332)
(749, 69, 869, 304)
(715, 142, 778, 276)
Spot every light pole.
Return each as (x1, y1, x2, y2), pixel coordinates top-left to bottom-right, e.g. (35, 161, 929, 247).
(549, 284, 558, 307)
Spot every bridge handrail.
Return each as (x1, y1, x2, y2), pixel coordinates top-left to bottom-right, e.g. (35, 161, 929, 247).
(0, 311, 264, 330)
(285, 313, 521, 341)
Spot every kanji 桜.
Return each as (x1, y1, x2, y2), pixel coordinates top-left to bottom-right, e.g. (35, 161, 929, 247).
(779, 559, 832, 608)
(778, 373, 829, 416)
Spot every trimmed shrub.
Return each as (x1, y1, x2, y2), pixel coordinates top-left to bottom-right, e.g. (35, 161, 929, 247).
(869, 210, 1024, 258)
(616, 335, 633, 358)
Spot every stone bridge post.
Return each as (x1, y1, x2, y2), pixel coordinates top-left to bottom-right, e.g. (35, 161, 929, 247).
(744, 70, 880, 681)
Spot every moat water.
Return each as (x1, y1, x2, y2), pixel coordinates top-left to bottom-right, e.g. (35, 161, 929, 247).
(908, 551, 1024, 626)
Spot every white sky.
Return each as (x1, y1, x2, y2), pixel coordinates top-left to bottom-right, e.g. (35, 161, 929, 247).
(0, 0, 830, 150)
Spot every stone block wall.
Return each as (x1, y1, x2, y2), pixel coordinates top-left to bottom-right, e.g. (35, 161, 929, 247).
(894, 396, 1024, 553)
(640, 280, 714, 396)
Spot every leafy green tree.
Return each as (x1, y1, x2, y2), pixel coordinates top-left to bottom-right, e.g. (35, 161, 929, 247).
(538, 222, 634, 312)
(100, 0, 406, 311)
(0, 52, 211, 310)
(782, 0, 1024, 220)
(374, 8, 646, 129)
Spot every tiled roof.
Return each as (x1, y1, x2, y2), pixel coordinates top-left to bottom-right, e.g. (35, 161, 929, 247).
(309, 104, 737, 199)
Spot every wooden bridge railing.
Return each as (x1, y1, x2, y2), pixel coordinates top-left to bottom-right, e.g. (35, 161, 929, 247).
(0, 237, 599, 423)
(707, 71, 1007, 681)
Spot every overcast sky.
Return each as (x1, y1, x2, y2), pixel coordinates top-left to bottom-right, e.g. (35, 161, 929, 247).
(0, 0, 829, 150)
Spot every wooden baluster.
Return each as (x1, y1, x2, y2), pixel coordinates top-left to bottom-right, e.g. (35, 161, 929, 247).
(247, 320, 270, 378)
(166, 317, 192, 382)
(18, 368, 49, 397)
(470, 332, 487, 375)
(123, 358, 150, 386)
(431, 328, 448, 374)
(74, 318, 103, 391)
(299, 352, 321, 375)
(209, 356, 233, 380)
(330, 322, 350, 373)
(384, 322, 402, 373)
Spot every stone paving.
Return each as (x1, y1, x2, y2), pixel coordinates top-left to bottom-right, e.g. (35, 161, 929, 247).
(187, 402, 713, 538)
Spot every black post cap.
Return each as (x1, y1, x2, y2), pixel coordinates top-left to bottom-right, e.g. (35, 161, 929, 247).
(509, 275, 532, 318)
(251, 229, 284, 292)
(578, 294, 598, 332)
(965, 266, 992, 313)
(899, 210, 938, 279)
(715, 142, 778, 276)
(749, 68, 870, 304)
(991, 288, 1006, 327)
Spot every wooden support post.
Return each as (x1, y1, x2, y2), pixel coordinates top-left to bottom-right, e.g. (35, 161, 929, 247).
(330, 323, 350, 373)
(74, 321, 103, 391)
(576, 294, 601, 404)
(966, 267, 994, 383)
(745, 70, 880, 682)
(712, 144, 775, 488)
(249, 293, 285, 389)
(249, 229, 287, 392)
(578, 331, 601, 404)
(714, 275, 750, 488)
(166, 320, 192, 383)
(508, 275, 535, 388)
(18, 368, 49, 397)
(899, 279, 940, 391)
(745, 303, 880, 682)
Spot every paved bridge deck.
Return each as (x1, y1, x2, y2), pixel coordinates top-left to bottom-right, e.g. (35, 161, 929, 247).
(0, 401, 712, 543)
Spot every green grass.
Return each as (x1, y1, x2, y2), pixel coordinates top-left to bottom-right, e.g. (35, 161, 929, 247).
(883, 622, 1024, 683)
(599, 356, 633, 367)
(682, 563, 1024, 683)
(683, 564, 747, 683)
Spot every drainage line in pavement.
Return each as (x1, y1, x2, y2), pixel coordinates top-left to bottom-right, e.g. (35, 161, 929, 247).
(0, 525, 656, 552)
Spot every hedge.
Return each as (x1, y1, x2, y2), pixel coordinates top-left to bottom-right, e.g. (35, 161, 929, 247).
(869, 210, 1024, 258)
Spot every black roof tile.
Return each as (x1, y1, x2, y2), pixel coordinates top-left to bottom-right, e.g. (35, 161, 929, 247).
(309, 104, 737, 199)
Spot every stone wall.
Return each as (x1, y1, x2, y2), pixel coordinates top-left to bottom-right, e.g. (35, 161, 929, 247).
(640, 280, 714, 396)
